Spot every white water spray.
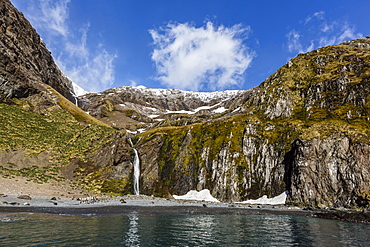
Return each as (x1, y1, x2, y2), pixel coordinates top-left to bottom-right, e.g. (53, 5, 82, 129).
(74, 96, 78, 107)
(129, 138, 140, 195)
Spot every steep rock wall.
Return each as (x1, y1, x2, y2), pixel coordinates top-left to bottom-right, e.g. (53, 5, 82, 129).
(137, 122, 370, 207)
(286, 136, 370, 207)
(136, 117, 288, 202)
(0, 0, 75, 103)
(135, 38, 370, 207)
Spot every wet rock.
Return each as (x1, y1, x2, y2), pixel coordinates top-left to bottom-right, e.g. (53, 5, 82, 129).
(17, 195, 31, 200)
(315, 210, 370, 223)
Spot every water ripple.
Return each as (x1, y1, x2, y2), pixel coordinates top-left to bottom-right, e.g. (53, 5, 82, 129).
(0, 213, 368, 246)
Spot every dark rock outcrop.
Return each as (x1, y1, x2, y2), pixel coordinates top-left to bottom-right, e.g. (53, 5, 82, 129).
(0, 0, 75, 103)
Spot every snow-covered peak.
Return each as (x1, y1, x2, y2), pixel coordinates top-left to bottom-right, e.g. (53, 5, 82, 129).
(78, 84, 250, 133)
(72, 82, 89, 96)
(111, 85, 244, 103)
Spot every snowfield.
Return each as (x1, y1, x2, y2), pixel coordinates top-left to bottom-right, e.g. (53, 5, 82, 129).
(235, 192, 287, 205)
(173, 189, 220, 203)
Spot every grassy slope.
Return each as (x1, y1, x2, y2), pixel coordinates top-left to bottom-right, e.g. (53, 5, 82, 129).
(0, 86, 117, 190)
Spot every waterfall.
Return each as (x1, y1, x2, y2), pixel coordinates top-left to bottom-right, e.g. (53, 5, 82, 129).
(129, 138, 140, 195)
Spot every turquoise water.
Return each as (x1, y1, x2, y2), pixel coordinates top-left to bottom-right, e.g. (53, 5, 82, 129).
(0, 212, 369, 246)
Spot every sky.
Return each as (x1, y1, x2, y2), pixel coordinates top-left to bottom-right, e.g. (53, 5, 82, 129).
(10, 0, 370, 94)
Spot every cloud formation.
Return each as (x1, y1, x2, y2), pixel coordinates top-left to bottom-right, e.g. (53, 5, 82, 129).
(27, 0, 70, 37)
(18, 0, 116, 93)
(149, 22, 254, 91)
(287, 11, 363, 54)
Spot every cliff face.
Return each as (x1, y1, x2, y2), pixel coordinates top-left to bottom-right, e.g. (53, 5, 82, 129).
(0, 0, 369, 208)
(0, 0, 75, 103)
(133, 37, 370, 207)
(286, 137, 370, 207)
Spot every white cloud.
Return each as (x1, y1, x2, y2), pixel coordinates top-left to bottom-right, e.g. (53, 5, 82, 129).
(286, 30, 314, 54)
(26, 0, 70, 37)
(149, 22, 254, 91)
(129, 80, 138, 87)
(287, 11, 363, 54)
(15, 0, 116, 93)
(57, 50, 116, 93)
(64, 24, 90, 60)
(304, 11, 325, 24)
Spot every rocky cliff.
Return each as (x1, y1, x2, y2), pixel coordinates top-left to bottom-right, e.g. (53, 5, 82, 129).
(0, 0, 369, 208)
(130, 38, 370, 207)
(0, 0, 75, 103)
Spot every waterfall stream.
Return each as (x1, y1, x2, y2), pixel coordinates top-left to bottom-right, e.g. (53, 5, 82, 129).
(129, 138, 140, 195)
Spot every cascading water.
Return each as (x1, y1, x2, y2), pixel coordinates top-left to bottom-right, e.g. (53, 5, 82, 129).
(129, 138, 140, 195)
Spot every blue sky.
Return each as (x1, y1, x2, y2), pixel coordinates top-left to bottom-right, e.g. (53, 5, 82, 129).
(10, 0, 370, 93)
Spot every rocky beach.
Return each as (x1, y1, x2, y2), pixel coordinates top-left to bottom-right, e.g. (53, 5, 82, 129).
(1, 192, 369, 224)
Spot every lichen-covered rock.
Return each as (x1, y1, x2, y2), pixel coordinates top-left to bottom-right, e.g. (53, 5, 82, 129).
(133, 37, 370, 207)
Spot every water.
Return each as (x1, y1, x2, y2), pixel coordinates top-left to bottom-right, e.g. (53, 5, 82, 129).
(128, 138, 140, 195)
(132, 148, 140, 196)
(0, 213, 368, 246)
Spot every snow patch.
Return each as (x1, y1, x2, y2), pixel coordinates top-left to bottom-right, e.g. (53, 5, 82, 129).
(213, 107, 227, 113)
(232, 107, 241, 113)
(126, 130, 137, 134)
(72, 82, 89, 96)
(165, 103, 226, 115)
(235, 192, 287, 205)
(113, 86, 244, 103)
(166, 109, 194, 115)
(173, 189, 220, 202)
(126, 128, 147, 135)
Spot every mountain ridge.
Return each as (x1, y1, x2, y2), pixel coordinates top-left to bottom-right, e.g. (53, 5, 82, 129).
(78, 85, 251, 132)
(0, 0, 369, 208)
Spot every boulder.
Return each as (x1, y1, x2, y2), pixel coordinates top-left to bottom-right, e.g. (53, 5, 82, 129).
(17, 195, 32, 200)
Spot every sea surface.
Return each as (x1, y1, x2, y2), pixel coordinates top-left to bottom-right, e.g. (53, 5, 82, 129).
(0, 212, 369, 246)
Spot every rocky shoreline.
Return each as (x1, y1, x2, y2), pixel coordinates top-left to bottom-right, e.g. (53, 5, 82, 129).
(0, 194, 369, 223)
